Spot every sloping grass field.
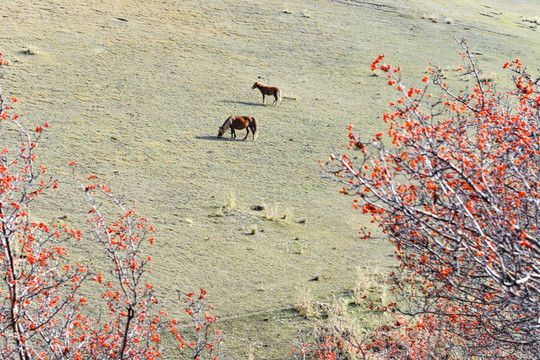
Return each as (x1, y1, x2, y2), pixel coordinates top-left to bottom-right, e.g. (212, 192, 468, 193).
(2, 0, 540, 358)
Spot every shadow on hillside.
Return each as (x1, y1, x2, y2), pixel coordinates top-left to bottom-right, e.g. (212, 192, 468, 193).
(195, 135, 227, 141)
(219, 100, 263, 106)
(196, 135, 254, 142)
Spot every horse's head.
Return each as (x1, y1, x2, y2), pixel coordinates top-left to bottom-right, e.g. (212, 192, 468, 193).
(217, 116, 233, 138)
(252, 82, 259, 89)
(217, 126, 225, 138)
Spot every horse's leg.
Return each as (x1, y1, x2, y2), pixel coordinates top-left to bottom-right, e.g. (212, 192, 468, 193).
(243, 128, 249, 140)
(262, 93, 265, 105)
(231, 128, 236, 140)
(273, 94, 278, 106)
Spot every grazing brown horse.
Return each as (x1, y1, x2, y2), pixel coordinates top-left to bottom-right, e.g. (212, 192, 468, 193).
(252, 81, 282, 106)
(217, 116, 258, 141)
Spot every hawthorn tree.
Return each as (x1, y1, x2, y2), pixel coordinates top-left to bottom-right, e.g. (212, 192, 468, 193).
(0, 52, 221, 359)
(319, 39, 540, 359)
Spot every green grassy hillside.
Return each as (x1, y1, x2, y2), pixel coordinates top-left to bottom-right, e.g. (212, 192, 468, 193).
(2, 0, 539, 358)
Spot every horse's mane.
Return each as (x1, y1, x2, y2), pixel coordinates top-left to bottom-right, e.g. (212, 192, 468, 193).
(220, 116, 233, 130)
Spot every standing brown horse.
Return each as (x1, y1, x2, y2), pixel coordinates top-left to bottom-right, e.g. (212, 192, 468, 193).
(252, 82, 282, 106)
(217, 116, 258, 141)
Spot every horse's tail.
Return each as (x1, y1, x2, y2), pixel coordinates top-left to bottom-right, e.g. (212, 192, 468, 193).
(252, 117, 258, 141)
(277, 88, 282, 103)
